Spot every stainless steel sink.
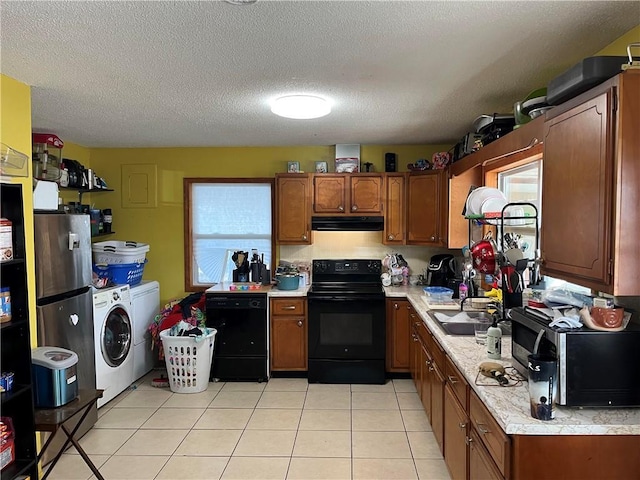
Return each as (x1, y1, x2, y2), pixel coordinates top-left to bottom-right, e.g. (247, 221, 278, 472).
(427, 310, 512, 337)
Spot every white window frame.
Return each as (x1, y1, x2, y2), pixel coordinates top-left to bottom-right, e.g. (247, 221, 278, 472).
(184, 178, 275, 291)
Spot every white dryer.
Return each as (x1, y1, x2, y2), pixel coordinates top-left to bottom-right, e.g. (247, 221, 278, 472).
(130, 281, 160, 381)
(93, 284, 134, 408)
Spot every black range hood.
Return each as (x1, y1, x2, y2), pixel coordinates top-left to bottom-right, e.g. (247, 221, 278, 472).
(311, 216, 384, 232)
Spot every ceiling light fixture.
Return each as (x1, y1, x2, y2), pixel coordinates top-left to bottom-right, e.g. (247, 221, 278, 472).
(270, 95, 332, 120)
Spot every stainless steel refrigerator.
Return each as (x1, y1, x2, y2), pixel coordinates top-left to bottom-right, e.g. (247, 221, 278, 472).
(34, 212, 97, 463)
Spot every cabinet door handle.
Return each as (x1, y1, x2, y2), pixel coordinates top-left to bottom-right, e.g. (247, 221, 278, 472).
(302, 234, 308, 241)
(394, 303, 399, 310)
(465, 436, 473, 446)
(477, 423, 490, 435)
(447, 375, 458, 384)
(425, 360, 431, 366)
(388, 235, 394, 240)
(430, 235, 436, 241)
(459, 422, 467, 429)
(338, 205, 344, 212)
(429, 366, 434, 372)
(412, 335, 418, 342)
(414, 321, 421, 327)
(297, 320, 303, 327)
(282, 306, 297, 310)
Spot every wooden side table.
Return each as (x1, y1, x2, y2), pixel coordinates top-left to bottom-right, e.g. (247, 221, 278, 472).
(35, 389, 105, 480)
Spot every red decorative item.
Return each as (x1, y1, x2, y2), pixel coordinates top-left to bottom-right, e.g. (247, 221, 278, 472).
(432, 152, 451, 169)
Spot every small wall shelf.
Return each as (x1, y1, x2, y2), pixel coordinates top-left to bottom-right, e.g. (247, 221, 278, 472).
(59, 187, 114, 204)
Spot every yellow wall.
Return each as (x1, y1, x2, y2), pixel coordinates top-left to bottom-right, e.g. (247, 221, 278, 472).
(89, 144, 450, 303)
(595, 24, 640, 55)
(0, 74, 37, 344)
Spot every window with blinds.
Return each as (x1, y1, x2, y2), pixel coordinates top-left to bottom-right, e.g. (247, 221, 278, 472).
(185, 179, 274, 289)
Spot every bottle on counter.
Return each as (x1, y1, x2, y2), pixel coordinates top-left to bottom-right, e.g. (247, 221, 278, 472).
(458, 282, 468, 302)
(486, 317, 502, 360)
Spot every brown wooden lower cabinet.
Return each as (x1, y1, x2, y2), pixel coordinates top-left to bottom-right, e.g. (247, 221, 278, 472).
(444, 384, 468, 480)
(510, 435, 640, 480)
(470, 390, 510, 478)
(431, 361, 445, 454)
(469, 427, 503, 480)
(410, 322, 422, 393)
(385, 299, 411, 372)
(270, 298, 307, 371)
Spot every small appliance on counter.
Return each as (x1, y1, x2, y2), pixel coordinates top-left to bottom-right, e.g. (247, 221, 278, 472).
(32, 347, 79, 408)
(231, 250, 250, 282)
(426, 254, 455, 287)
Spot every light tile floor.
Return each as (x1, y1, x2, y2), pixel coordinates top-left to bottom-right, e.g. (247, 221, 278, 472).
(48, 373, 451, 480)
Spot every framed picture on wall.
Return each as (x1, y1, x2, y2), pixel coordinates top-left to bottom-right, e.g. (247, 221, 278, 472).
(315, 161, 328, 173)
(287, 161, 300, 173)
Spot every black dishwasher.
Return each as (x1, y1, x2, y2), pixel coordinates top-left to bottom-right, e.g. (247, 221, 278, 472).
(205, 293, 268, 382)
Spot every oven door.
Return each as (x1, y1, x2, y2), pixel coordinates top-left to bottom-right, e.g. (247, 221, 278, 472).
(307, 294, 385, 360)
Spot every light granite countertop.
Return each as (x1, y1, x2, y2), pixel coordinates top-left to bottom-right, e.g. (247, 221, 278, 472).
(205, 282, 309, 296)
(389, 286, 640, 435)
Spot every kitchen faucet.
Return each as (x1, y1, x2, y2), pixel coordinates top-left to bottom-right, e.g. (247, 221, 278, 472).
(460, 297, 506, 322)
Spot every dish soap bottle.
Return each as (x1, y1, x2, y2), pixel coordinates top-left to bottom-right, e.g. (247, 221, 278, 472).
(486, 317, 502, 360)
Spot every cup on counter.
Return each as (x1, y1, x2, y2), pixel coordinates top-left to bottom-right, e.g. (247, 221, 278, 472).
(474, 319, 491, 345)
(527, 354, 557, 421)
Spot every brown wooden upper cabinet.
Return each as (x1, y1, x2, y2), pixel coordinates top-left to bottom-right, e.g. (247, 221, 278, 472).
(276, 173, 312, 244)
(541, 70, 639, 295)
(406, 171, 448, 246)
(383, 173, 406, 244)
(313, 173, 383, 215)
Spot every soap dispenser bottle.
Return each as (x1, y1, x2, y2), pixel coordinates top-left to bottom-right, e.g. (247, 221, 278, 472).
(486, 317, 502, 360)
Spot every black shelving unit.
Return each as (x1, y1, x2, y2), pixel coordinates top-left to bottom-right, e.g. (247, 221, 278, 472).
(59, 186, 113, 204)
(1, 183, 38, 480)
(59, 186, 116, 238)
(466, 201, 540, 314)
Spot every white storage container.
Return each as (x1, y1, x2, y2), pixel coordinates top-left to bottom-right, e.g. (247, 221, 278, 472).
(92, 241, 149, 264)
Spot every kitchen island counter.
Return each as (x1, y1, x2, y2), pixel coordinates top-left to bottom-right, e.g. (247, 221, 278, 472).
(396, 289, 640, 435)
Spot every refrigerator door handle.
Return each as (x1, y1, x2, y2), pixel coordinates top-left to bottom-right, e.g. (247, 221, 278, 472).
(69, 232, 79, 250)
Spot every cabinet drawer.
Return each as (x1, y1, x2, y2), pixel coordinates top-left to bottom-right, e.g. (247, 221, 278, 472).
(271, 298, 305, 316)
(445, 356, 468, 411)
(470, 390, 510, 478)
(416, 321, 431, 350)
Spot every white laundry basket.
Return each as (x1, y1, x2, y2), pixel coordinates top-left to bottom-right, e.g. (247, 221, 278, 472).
(160, 328, 216, 393)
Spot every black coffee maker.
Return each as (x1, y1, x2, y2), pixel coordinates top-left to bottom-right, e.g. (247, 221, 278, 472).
(426, 254, 455, 287)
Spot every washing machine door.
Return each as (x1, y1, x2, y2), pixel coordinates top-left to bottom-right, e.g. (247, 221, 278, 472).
(101, 306, 132, 367)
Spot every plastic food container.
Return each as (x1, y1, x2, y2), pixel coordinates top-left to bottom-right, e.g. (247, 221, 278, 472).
(423, 286, 454, 304)
(32, 347, 79, 408)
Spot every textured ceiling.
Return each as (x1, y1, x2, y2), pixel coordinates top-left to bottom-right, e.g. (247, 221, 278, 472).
(1, 1, 638, 148)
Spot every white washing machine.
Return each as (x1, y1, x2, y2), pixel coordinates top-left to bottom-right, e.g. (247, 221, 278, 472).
(93, 284, 134, 408)
(130, 281, 160, 381)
